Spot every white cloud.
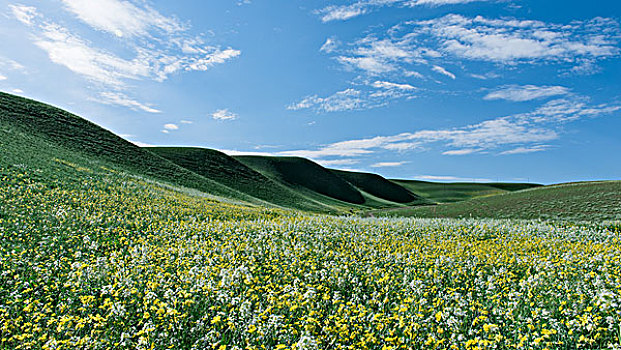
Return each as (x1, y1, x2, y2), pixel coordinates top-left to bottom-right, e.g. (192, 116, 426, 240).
(289, 82, 417, 113)
(9, 4, 37, 25)
(432, 65, 456, 79)
(59, 0, 184, 38)
(0, 74, 6, 81)
(485, 85, 570, 102)
(180, 120, 193, 124)
(0, 56, 25, 71)
(315, 0, 491, 22)
(97, 92, 161, 113)
(500, 145, 550, 155)
(442, 148, 482, 155)
(212, 109, 238, 120)
(163, 123, 178, 130)
(372, 80, 416, 90)
(371, 161, 408, 167)
(328, 15, 620, 80)
(12, 88, 23, 93)
(320, 37, 340, 53)
(12, 3, 240, 112)
(281, 97, 620, 158)
(318, 159, 360, 166)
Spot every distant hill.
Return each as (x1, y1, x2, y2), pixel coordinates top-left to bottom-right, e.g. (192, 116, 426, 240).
(372, 181, 621, 221)
(390, 179, 541, 204)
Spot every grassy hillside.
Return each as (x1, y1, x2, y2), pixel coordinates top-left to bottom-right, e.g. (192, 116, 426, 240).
(373, 181, 621, 221)
(390, 179, 541, 203)
(330, 169, 428, 204)
(148, 147, 347, 212)
(0, 92, 262, 204)
(234, 156, 366, 205)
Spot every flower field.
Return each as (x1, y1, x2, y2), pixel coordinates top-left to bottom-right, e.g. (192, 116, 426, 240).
(1, 163, 620, 350)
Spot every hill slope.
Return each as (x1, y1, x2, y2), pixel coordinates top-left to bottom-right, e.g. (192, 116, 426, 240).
(148, 147, 346, 212)
(373, 181, 621, 221)
(0, 92, 257, 203)
(391, 179, 541, 204)
(330, 169, 428, 204)
(234, 156, 366, 205)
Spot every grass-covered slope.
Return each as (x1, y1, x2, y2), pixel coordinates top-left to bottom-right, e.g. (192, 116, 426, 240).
(375, 181, 621, 221)
(390, 179, 541, 204)
(0, 92, 256, 203)
(234, 156, 366, 205)
(148, 147, 345, 212)
(330, 169, 428, 204)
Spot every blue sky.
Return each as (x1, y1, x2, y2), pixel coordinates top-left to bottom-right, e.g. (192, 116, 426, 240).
(1, 0, 620, 183)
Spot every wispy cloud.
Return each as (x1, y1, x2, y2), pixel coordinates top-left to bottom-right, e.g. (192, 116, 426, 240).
(289, 81, 417, 113)
(97, 92, 161, 113)
(317, 158, 360, 166)
(315, 0, 492, 22)
(500, 145, 551, 155)
(212, 109, 238, 120)
(484, 85, 570, 102)
(371, 161, 409, 167)
(59, 0, 184, 38)
(327, 15, 620, 78)
(9, 4, 37, 26)
(12, 1, 241, 112)
(163, 123, 178, 130)
(281, 97, 620, 158)
(432, 65, 456, 79)
(320, 37, 340, 53)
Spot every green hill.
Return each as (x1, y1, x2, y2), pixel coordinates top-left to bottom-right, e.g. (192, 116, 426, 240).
(148, 147, 347, 212)
(0, 92, 258, 203)
(390, 179, 541, 204)
(330, 169, 428, 204)
(234, 156, 366, 205)
(372, 181, 621, 221)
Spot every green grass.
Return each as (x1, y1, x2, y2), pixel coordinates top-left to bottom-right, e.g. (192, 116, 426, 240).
(390, 179, 541, 203)
(0, 92, 256, 204)
(330, 169, 428, 204)
(373, 180, 621, 221)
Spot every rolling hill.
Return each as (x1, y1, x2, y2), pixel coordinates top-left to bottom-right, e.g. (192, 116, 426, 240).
(0, 92, 260, 204)
(330, 169, 428, 204)
(148, 147, 355, 212)
(390, 179, 541, 203)
(372, 180, 621, 221)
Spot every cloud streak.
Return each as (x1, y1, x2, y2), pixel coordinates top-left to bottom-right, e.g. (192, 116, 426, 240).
(484, 85, 570, 102)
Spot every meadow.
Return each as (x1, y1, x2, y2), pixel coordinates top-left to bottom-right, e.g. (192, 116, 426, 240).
(1, 161, 620, 350)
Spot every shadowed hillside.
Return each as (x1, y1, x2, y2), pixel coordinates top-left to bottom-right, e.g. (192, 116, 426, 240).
(330, 169, 428, 204)
(234, 156, 366, 205)
(148, 147, 349, 212)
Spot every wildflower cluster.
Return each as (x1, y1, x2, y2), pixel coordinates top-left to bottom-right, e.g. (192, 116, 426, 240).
(1, 164, 620, 349)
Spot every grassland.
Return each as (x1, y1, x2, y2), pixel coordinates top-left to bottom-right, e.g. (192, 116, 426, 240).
(2, 92, 621, 349)
(390, 179, 540, 204)
(373, 181, 621, 221)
